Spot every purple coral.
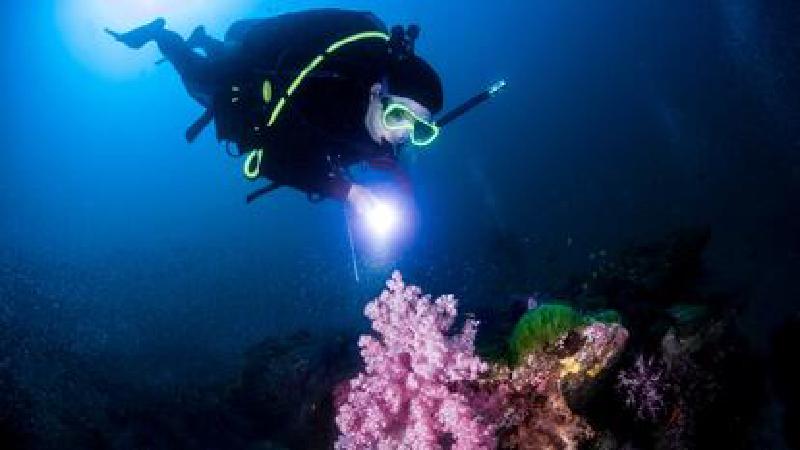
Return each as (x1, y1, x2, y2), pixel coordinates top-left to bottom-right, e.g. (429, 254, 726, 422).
(335, 271, 495, 450)
(617, 354, 666, 421)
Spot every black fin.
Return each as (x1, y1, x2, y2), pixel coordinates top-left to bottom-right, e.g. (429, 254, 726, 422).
(105, 18, 166, 50)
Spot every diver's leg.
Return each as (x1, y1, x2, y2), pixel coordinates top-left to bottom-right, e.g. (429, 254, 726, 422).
(107, 20, 219, 105)
(153, 29, 222, 108)
(151, 28, 214, 83)
(186, 26, 226, 59)
(108, 21, 215, 83)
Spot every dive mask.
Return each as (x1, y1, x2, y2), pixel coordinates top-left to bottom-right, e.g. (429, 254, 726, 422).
(381, 97, 440, 147)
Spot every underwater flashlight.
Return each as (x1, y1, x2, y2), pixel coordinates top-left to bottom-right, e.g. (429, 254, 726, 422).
(345, 193, 409, 283)
(364, 200, 399, 239)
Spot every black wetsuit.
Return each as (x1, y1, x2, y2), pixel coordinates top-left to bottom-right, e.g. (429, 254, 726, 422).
(160, 9, 403, 201)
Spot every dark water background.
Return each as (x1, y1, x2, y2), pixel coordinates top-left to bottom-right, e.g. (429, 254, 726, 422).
(1, 0, 798, 448)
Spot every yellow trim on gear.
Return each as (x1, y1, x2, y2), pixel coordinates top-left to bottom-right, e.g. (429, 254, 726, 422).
(262, 80, 273, 103)
(266, 31, 390, 128)
(268, 98, 286, 127)
(326, 31, 389, 54)
(287, 55, 324, 97)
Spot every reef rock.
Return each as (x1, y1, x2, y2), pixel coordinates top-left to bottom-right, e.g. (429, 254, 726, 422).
(489, 322, 629, 450)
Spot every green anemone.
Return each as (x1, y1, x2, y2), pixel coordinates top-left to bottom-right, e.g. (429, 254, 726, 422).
(509, 304, 586, 364)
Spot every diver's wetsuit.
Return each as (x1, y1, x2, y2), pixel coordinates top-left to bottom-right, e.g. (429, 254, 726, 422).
(153, 9, 403, 201)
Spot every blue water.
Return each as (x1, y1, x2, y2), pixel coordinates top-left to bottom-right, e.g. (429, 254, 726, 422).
(1, 1, 799, 448)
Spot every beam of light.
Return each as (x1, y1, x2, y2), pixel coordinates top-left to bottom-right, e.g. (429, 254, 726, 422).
(55, 0, 250, 78)
(344, 183, 418, 273)
(352, 196, 405, 270)
(364, 200, 400, 240)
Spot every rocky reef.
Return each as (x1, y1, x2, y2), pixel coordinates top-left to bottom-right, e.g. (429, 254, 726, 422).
(489, 322, 629, 450)
(0, 227, 786, 449)
(463, 227, 772, 449)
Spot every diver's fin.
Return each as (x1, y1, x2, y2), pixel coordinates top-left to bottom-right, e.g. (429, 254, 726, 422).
(186, 25, 207, 50)
(246, 182, 282, 204)
(185, 108, 214, 143)
(105, 18, 166, 49)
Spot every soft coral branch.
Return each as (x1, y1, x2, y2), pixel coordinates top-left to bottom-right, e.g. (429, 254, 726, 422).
(335, 271, 495, 450)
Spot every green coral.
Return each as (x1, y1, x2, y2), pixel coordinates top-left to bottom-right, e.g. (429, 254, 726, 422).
(508, 305, 623, 364)
(509, 304, 587, 364)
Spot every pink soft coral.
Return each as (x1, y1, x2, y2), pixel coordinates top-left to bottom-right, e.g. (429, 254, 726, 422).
(335, 271, 496, 450)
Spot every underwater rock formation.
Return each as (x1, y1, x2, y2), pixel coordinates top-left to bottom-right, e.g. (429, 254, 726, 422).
(488, 322, 629, 450)
(570, 226, 717, 345)
(655, 317, 764, 450)
(771, 313, 800, 449)
(585, 226, 711, 301)
(511, 228, 772, 449)
(229, 329, 360, 449)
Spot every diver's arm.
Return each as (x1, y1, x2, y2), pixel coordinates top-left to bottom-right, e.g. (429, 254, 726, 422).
(295, 162, 353, 202)
(368, 156, 413, 195)
(325, 172, 353, 201)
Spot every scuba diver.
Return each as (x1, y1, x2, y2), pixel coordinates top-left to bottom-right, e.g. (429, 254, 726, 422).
(106, 9, 505, 217)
